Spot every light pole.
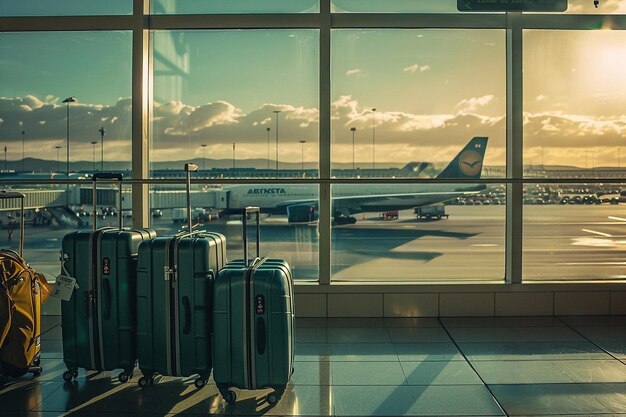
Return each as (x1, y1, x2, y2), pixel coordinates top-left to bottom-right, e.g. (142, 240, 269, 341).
(63, 97, 76, 177)
(21, 130, 25, 172)
(299, 140, 306, 170)
(3, 146, 6, 171)
(201, 144, 207, 171)
(91, 141, 97, 171)
(55, 146, 61, 173)
(266, 127, 271, 170)
(98, 126, 105, 171)
(232, 142, 236, 169)
(371, 108, 377, 170)
(350, 127, 356, 173)
(273, 110, 281, 170)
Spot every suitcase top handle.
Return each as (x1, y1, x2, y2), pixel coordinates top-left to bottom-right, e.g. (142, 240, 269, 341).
(91, 172, 124, 231)
(243, 207, 260, 266)
(0, 190, 25, 256)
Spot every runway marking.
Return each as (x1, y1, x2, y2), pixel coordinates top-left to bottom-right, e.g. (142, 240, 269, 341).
(608, 216, 626, 222)
(581, 229, 612, 237)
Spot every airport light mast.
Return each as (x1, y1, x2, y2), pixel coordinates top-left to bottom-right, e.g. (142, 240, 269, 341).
(350, 127, 356, 173)
(63, 96, 76, 206)
(98, 126, 105, 171)
(371, 108, 377, 170)
(299, 140, 306, 170)
(91, 141, 97, 171)
(266, 127, 271, 170)
(273, 110, 281, 170)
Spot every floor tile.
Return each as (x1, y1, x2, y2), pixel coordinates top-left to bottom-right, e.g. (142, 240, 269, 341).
(471, 360, 575, 384)
(401, 361, 483, 385)
(387, 327, 451, 343)
(294, 342, 331, 362)
(331, 343, 398, 362)
(595, 340, 626, 360)
(326, 318, 386, 328)
(441, 317, 565, 328)
(295, 318, 328, 328)
(41, 325, 61, 340)
(40, 339, 63, 359)
(327, 327, 391, 343)
(490, 384, 612, 416)
(588, 383, 626, 413)
(573, 326, 626, 341)
(331, 386, 422, 416)
(447, 326, 584, 343)
(290, 361, 332, 385)
(559, 360, 626, 383)
(458, 341, 613, 361)
(394, 342, 465, 362)
(294, 327, 327, 343)
(559, 316, 626, 327)
(383, 318, 441, 328)
(406, 385, 505, 416)
(0, 380, 63, 414)
(331, 361, 407, 386)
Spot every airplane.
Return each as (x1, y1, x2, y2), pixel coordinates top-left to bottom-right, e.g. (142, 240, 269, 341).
(221, 136, 489, 225)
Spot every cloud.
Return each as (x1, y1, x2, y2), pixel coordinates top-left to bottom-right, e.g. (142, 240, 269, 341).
(455, 95, 495, 113)
(403, 64, 431, 73)
(346, 68, 362, 76)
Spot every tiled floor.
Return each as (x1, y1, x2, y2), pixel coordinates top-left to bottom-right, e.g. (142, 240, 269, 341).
(2, 315, 626, 416)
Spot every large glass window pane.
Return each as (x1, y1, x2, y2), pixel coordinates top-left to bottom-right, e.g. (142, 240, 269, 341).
(0, 31, 133, 174)
(150, 30, 319, 179)
(0, 0, 132, 16)
(524, 30, 626, 177)
(151, 0, 318, 14)
(524, 182, 626, 281)
(149, 184, 319, 281)
(331, 183, 505, 282)
(331, 29, 506, 178)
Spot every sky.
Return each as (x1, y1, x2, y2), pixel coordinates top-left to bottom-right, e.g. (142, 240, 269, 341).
(1, 10, 626, 172)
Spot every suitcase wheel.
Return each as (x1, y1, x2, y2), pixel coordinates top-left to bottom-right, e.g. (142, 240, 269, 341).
(31, 366, 43, 377)
(63, 369, 78, 382)
(266, 393, 279, 406)
(118, 371, 130, 384)
(223, 389, 236, 404)
(138, 376, 149, 388)
(194, 378, 207, 389)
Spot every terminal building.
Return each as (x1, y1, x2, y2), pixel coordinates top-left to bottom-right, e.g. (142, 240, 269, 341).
(1, 1, 626, 416)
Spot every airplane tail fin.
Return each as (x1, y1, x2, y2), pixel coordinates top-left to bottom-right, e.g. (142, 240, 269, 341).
(436, 137, 488, 179)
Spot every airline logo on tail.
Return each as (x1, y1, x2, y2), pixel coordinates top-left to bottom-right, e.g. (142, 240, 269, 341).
(437, 137, 488, 179)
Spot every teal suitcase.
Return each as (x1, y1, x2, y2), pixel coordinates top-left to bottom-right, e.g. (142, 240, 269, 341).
(135, 163, 226, 388)
(135, 231, 225, 388)
(213, 207, 295, 405)
(60, 173, 156, 383)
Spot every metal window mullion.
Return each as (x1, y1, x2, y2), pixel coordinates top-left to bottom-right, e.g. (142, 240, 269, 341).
(520, 13, 626, 30)
(506, 12, 523, 285)
(131, 0, 150, 228)
(0, 15, 133, 31)
(331, 13, 507, 29)
(319, 0, 331, 286)
(147, 14, 319, 30)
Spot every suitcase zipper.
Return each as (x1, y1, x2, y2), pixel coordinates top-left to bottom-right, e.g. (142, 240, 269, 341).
(172, 237, 181, 376)
(164, 238, 175, 376)
(88, 232, 97, 371)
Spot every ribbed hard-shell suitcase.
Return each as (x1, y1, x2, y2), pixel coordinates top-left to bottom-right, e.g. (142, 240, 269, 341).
(213, 207, 294, 406)
(135, 163, 226, 388)
(60, 173, 156, 383)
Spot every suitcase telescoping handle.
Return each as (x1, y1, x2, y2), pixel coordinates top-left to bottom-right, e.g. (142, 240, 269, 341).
(0, 190, 25, 256)
(242, 206, 260, 267)
(92, 172, 124, 231)
(184, 163, 198, 234)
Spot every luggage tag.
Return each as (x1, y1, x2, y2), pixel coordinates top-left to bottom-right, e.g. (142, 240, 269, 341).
(51, 255, 79, 301)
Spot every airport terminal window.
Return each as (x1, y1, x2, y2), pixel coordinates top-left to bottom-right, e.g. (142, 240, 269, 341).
(523, 183, 626, 281)
(330, 183, 505, 282)
(0, 0, 132, 16)
(331, 29, 506, 178)
(148, 184, 320, 282)
(150, 30, 319, 179)
(0, 31, 133, 173)
(150, 0, 319, 14)
(524, 30, 626, 176)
